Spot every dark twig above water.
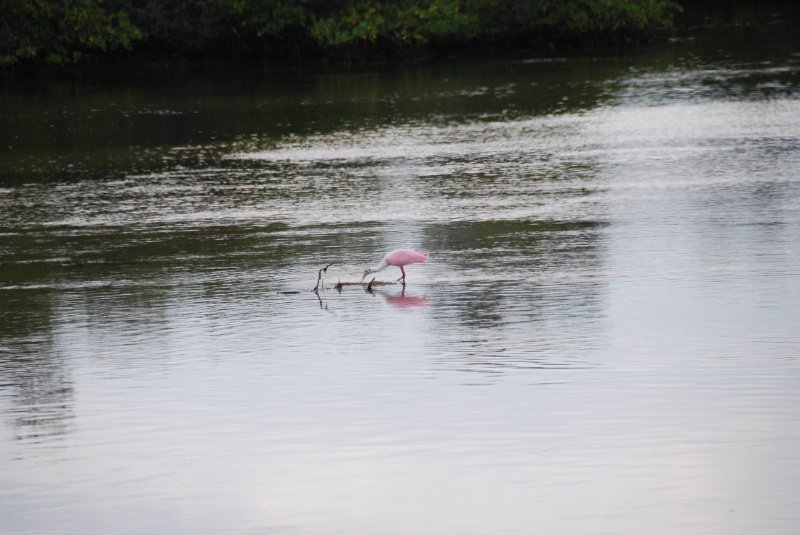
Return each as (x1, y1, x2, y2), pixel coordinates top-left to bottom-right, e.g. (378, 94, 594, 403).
(313, 262, 334, 293)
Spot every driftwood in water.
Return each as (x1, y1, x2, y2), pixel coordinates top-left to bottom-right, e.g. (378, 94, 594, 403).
(312, 263, 397, 293)
(333, 279, 396, 291)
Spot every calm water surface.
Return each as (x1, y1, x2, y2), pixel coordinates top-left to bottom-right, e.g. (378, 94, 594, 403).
(2, 26, 800, 534)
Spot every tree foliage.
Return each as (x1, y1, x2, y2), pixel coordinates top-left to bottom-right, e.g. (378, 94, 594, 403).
(0, 0, 141, 65)
(1, 0, 682, 67)
(536, 0, 680, 34)
(310, 1, 477, 49)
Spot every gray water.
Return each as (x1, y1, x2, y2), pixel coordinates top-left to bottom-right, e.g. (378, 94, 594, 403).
(1, 26, 799, 535)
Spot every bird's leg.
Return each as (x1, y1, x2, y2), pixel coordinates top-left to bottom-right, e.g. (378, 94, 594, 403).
(397, 266, 406, 285)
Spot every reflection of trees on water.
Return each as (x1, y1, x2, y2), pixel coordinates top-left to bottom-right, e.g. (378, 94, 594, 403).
(0, 206, 315, 445)
(422, 219, 607, 375)
(0, 290, 74, 444)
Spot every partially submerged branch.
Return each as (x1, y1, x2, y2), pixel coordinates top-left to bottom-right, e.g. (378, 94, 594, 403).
(311, 263, 397, 293)
(313, 262, 334, 293)
(333, 279, 396, 290)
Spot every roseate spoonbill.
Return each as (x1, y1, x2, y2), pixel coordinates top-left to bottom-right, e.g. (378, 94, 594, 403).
(362, 248, 428, 285)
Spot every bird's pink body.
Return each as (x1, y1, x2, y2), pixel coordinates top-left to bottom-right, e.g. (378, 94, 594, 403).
(364, 248, 428, 284)
(384, 248, 428, 268)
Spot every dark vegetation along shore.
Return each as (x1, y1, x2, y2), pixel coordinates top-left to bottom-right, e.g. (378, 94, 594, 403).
(0, 0, 797, 74)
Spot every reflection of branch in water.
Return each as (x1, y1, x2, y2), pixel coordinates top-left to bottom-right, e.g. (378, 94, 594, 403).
(315, 290, 328, 310)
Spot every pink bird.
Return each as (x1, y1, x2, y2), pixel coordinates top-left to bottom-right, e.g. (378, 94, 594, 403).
(362, 248, 428, 285)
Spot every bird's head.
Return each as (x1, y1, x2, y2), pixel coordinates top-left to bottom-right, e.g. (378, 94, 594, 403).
(361, 269, 372, 282)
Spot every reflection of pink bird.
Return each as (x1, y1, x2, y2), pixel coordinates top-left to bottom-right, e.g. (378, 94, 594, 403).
(384, 291, 430, 310)
(362, 248, 428, 285)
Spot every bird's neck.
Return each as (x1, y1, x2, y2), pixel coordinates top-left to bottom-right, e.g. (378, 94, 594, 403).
(370, 259, 388, 273)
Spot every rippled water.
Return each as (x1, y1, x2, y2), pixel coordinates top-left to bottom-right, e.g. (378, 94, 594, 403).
(2, 26, 800, 534)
